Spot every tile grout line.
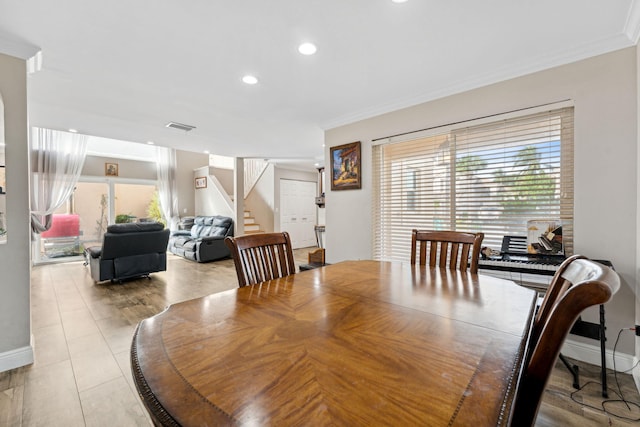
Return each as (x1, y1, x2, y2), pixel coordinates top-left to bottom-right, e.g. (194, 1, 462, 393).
(73, 261, 153, 425)
(50, 265, 89, 426)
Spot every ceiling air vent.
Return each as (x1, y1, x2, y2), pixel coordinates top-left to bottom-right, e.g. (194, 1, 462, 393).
(165, 122, 196, 132)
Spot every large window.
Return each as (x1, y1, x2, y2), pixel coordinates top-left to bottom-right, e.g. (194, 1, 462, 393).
(35, 180, 159, 263)
(372, 105, 574, 262)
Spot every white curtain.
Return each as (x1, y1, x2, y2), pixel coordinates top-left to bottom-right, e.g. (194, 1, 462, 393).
(156, 146, 179, 232)
(30, 127, 88, 233)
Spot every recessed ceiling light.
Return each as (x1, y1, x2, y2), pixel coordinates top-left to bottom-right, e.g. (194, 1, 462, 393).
(204, 150, 210, 154)
(146, 141, 155, 145)
(242, 75, 258, 85)
(68, 128, 78, 133)
(298, 43, 317, 55)
(392, 0, 408, 3)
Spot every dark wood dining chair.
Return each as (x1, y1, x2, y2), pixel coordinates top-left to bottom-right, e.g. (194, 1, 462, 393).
(224, 232, 296, 287)
(410, 229, 484, 274)
(510, 257, 620, 426)
(530, 254, 587, 344)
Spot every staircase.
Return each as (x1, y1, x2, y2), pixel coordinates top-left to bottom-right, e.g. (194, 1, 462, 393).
(244, 159, 269, 198)
(243, 210, 263, 235)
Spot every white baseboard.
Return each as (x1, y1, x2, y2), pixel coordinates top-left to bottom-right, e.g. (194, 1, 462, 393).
(561, 338, 636, 372)
(632, 357, 640, 392)
(0, 336, 34, 373)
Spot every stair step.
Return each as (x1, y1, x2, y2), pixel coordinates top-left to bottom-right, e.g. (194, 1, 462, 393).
(244, 217, 256, 225)
(244, 224, 260, 232)
(244, 230, 264, 235)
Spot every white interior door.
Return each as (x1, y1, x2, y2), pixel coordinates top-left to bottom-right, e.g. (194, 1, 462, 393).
(280, 179, 317, 249)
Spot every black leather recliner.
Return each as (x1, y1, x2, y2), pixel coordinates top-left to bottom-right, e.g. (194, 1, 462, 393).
(85, 222, 170, 283)
(168, 215, 234, 262)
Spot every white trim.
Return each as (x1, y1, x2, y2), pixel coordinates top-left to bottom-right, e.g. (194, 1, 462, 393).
(561, 338, 636, 373)
(0, 36, 40, 61)
(624, 0, 640, 44)
(78, 175, 157, 186)
(632, 357, 640, 393)
(372, 100, 574, 146)
(85, 135, 158, 163)
(0, 336, 34, 373)
(321, 34, 630, 132)
(85, 151, 157, 163)
(207, 173, 234, 217)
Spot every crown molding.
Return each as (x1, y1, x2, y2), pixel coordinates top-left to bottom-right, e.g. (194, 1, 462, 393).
(0, 33, 40, 61)
(321, 33, 635, 131)
(624, 0, 640, 44)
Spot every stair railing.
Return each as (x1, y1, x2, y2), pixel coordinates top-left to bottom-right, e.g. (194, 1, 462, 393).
(243, 159, 269, 198)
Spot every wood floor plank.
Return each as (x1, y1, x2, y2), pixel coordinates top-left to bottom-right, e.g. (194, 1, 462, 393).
(537, 359, 640, 426)
(0, 368, 24, 427)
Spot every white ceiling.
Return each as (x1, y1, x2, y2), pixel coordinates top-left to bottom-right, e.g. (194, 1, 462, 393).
(1, 1, 639, 170)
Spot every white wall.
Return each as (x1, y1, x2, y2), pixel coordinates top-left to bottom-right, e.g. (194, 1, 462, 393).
(80, 150, 208, 221)
(326, 47, 638, 355)
(0, 52, 32, 371)
(194, 166, 234, 218)
(210, 166, 233, 196)
(176, 150, 209, 217)
(82, 155, 156, 180)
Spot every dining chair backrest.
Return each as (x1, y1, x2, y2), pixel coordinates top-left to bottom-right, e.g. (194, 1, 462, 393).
(225, 232, 296, 287)
(410, 230, 484, 274)
(510, 257, 620, 426)
(530, 254, 586, 345)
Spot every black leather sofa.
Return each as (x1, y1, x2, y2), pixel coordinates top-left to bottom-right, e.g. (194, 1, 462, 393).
(85, 222, 170, 283)
(168, 215, 234, 262)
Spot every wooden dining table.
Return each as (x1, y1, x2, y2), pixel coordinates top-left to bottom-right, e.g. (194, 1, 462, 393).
(131, 260, 537, 426)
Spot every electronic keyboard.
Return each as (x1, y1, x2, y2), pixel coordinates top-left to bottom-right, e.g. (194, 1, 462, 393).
(478, 235, 565, 276)
(478, 256, 563, 275)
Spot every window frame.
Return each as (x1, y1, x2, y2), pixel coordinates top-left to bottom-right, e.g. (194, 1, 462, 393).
(372, 102, 574, 262)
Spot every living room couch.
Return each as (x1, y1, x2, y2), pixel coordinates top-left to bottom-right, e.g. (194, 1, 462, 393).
(168, 215, 234, 262)
(85, 222, 170, 283)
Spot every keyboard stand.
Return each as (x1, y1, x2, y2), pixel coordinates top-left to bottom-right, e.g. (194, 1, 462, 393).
(558, 354, 580, 389)
(479, 259, 610, 398)
(479, 236, 610, 397)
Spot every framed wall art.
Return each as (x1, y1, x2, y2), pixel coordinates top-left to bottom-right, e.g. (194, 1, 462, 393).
(330, 141, 361, 191)
(195, 176, 207, 189)
(105, 162, 118, 176)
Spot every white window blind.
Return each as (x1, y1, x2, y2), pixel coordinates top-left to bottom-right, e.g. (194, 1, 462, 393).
(372, 106, 574, 262)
